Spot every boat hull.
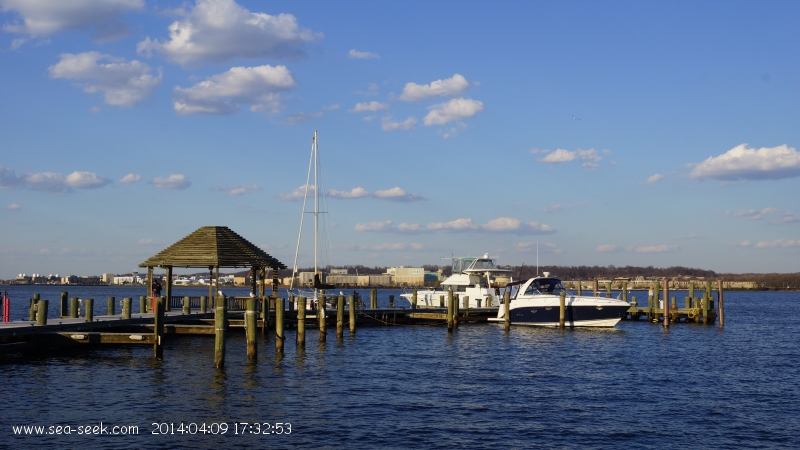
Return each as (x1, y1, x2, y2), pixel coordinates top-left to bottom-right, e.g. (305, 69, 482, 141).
(489, 297, 630, 327)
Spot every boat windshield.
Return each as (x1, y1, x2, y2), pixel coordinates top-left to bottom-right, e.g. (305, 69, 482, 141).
(467, 259, 495, 271)
(452, 258, 476, 273)
(524, 278, 568, 295)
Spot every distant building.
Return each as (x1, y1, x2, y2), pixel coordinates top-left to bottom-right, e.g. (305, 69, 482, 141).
(101, 273, 115, 285)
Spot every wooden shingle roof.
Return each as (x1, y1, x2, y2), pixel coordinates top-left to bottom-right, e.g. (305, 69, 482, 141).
(138, 226, 286, 269)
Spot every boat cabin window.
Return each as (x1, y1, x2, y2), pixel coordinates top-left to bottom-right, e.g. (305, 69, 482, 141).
(524, 279, 567, 295)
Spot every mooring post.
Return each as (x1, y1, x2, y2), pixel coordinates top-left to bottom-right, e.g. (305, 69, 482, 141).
(463, 295, 469, 311)
(70, 297, 79, 318)
(504, 292, 511, 331)
(718, 280, 725, 327)
(139, 296, 146, 314)
(577, 281, 583, 296)
(85, 298, 94, 322)
(60, 292, 68, 318)
(108, 296, 115, 316)
(297, 297, 306, 348)
(704, 281, 711, 324)
(487, 295, 493, 307)
(318, 295, 327, 343)
(154, 297, 165, 359)
(36, 299, 48, 325)
(663, 278, 669, 328)
(653, 280, 661, 321)
(559, 291, 566, 329)
(622, 281, 628, 302)
(593, 280, 599, 297)
(689, 281, 695, 307)
(182, 296, 190, 315)
(276, 298, 285, 354)
(30, 294, 39, 321)
(348, 295, 356, 335)
(122, 298, 132, 319)
(337, 296, 344, 339)
(606, 282, 611, 298)
(631, 295, 637, 307)
(214, 294, 226, 367)
(370, 289, 377, 309)
(447, 295, 454, 332)
(389, 295, 395, 308)
(245, 296, 257, 361)
(411, 290, 417, 310)
(200, 296, 207, 314)
(439, 295, 445, 308)
(454, 294, 460, 329)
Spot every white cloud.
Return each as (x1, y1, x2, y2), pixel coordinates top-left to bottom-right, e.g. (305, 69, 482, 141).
(357, 217, 555, 234)
(64, 171, 112, 189)
(120, 173, 141, 184)
(151, 174, 190, 190)
(596, 244, 619, 253)
(539, 148, 603, 168)
(739, 239, 800, 249)
(24, 172, 67, 192)
(773, 213, 800, 224)
(399, 74, 469, 102)
(634, 245, 677, 253)
(354, 220, 394, 232)
(137, 0, 321, 65)
(283, 111, 322, 125)
(690, 144, 800, 181)
(173, 64, 296, 115)
(646, 174, 664, 184)
(48, 52, 161, 106)
(726, 208, 778, 220)
(278, 184, 315, 201)
(350, 101, 389, 113)
(0, 0, 143, 40)
(138, 238, 154, 245)
(381, 116, 417, 131)
(221, 185, 258, 195)
(329, 187, 369, 199)
(373, 187, 425, 202)
(0, 165, 25, 188)
(348, 49, 379, 59)
(423, 98, 484, 126)
(6, 203, 21, 211)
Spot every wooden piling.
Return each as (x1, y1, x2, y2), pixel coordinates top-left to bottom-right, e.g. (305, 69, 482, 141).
(653, 280, 660, 321)
(36, 299, 48, 325)
(718, 280, 725, 328)
(122, 298, 132, 319)
(454, 294, 459, 329)
(411, 290, 417, 310)
(577, 281, 583, 296)
(297, 297, 306, 348)
(463, 295, 469, 311)
(108, 296, 115, 316)
(702, 290, 709, 324)
(370, 288, 377, 309)
(447, 295, 454, 332)
(337, 296, 344, 339)
(276, 298, 285, 354)
(689, 281, 695, 305)
(504, 292, 511, 331)
(439, 295, 445, 308)
(154, 297, 164, 359)
(60, 292, 68, 318)
(622, 281, 628, 302)
(70, 297, 79, 318)
(559, 291, 566, 329)
(182, 296, 190, 315)
(200, 296, 207, 314)
(389, 295, 395, 308)
(30, 294, 39, 320)
(245, 296, 257, 360)
(139, 296, 146, 314)
(606, 282, 611, 298)
(663, 278, 669, 328)
(631, 295, 637, 307)
(319, 295, 327, 343)
(85, 298, 94, 322)
(487, 295, 493, 307)
(214, 294, 226, 367)
(348, 295, 356, 335)
(593, 279, 599, 297)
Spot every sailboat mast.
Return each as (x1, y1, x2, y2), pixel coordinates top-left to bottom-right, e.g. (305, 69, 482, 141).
(313, 130, 318, 286)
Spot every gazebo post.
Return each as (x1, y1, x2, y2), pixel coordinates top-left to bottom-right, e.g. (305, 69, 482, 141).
(251, 267, 257, 298)
(164, 266, 173, 312)
(215, 265, 220, 305)
(146, 267, 153, 311)
(259, 267, 266, 337)
(208, 266, 213, 304)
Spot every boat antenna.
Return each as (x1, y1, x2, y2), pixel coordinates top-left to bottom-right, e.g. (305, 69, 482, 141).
(536, 241, 539, 276)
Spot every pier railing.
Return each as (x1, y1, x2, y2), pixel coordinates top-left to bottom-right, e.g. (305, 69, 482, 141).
(168, 296, 250, 311)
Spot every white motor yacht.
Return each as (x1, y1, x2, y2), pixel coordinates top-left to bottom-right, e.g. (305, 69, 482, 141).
(489, 273, 630, 327)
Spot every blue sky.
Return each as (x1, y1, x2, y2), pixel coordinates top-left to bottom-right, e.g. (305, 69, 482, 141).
(1, 0, 799, 277)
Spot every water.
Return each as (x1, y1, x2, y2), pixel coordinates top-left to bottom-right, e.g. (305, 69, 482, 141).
(1, 286, 798, 449)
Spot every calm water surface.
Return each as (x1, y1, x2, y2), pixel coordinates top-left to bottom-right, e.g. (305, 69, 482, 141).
(1, 287, 798, 449)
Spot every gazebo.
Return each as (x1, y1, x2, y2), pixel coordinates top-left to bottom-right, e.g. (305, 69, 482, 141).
(139, 226, 286, 309)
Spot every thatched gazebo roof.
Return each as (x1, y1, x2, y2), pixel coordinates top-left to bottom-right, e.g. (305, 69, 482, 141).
(138, 226, 286, 269)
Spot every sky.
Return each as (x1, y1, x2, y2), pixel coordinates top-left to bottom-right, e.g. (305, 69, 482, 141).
(1, 0, 799, 277)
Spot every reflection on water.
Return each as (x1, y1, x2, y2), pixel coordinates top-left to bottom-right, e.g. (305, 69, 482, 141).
(0, 290, 799, 448)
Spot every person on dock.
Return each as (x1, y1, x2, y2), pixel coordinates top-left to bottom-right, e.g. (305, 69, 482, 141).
(153, 279, 162, 298)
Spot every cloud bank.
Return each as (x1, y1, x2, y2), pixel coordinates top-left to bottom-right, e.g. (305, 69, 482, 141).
(690, 144, 800, 181)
